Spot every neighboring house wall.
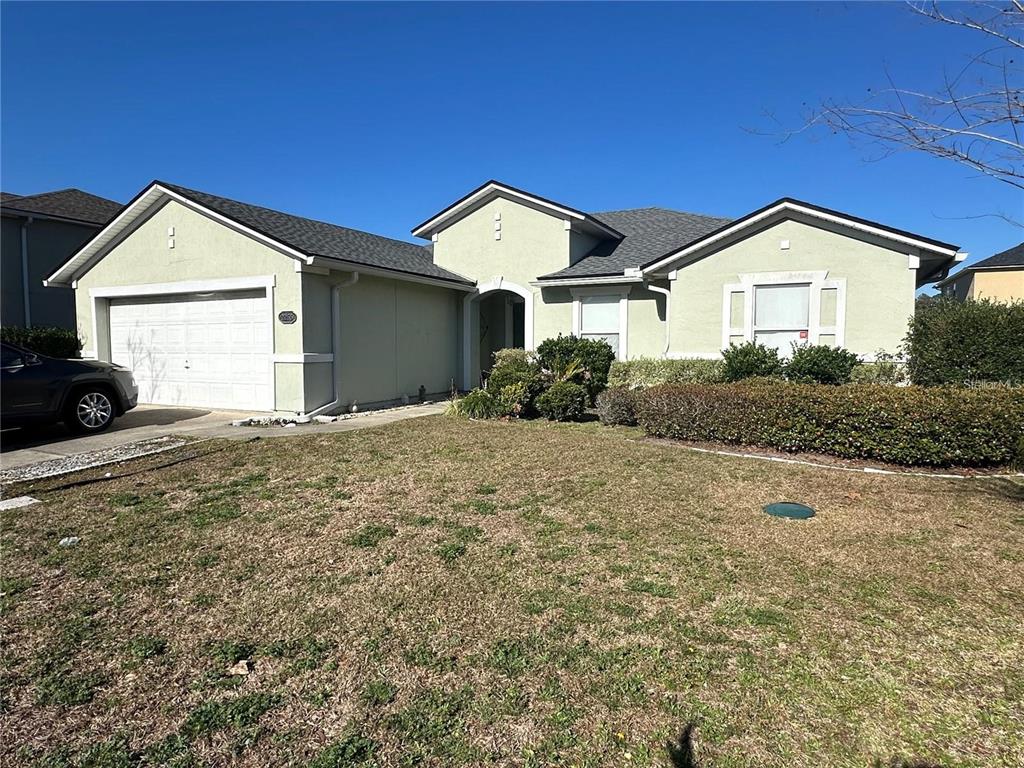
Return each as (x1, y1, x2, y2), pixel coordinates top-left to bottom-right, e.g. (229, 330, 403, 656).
(940, 272, 974, 301)
(72, 199, 307, 412)
(970, 269, 1024, 302)
(667, 217, 917, 358)
(1, 215, 95, 330)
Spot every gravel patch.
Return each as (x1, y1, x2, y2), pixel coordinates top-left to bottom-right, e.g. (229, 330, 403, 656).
(0, 436, 192, 485)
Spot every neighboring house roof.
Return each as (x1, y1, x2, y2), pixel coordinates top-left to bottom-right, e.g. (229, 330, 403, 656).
(934, 241, 1024, 288)
(0, 188, 122, 225)
(538, 207, 733, 280)
(411, 179, 624, 241)
(47, 181, 473, 288)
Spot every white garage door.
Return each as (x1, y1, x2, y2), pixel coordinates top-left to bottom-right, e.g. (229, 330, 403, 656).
(109, 290, 272, 411)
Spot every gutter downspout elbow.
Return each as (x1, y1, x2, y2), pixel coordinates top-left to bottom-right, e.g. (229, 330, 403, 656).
(646, 282, 671, 358)
(296, 272, 359, 422)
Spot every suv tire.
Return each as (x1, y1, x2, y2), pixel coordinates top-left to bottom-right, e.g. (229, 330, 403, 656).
(66, 388, 115, 434)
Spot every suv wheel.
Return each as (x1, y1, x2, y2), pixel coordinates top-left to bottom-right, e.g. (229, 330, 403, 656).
(67, 389, 115, 433)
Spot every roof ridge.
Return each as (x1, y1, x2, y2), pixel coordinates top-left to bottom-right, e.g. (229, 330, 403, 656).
(593, 205, 731, 220)
(159, 181, 429, 252)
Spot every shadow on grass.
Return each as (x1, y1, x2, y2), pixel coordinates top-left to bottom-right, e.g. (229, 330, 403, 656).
(665, 724, 699, 768)
(665, 724, 945, 768)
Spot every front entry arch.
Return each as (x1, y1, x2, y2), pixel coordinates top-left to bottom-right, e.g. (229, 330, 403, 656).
(462, 277, 534, 390)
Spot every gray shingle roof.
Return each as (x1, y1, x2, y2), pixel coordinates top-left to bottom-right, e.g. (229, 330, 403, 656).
(159, 182, 472, 285)
(969, 241, 1024, 270)
(0, 188, 122, 225)
(538, 207, 732, 280)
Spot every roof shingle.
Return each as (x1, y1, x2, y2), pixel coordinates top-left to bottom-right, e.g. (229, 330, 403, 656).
(158, 182, 473, 285)
(539, 207, 732, 279)
(1, 188, 122, 225)
(968, 241, 1024, 270)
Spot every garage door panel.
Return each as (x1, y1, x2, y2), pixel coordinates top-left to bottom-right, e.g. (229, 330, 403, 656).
(109, 290, 272, 411)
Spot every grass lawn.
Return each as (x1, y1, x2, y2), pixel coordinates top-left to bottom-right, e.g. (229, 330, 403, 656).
(2, 416, 1023, 767)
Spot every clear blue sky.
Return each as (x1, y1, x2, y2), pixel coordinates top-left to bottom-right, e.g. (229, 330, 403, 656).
(3, 1, 1021, 280)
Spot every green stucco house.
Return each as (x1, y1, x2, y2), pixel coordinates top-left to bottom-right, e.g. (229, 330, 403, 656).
(45, 179, 963, 416)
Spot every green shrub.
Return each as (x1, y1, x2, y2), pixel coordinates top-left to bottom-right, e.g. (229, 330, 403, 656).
(536, 335, 616, 403)
(608, 358, 726, 388)
(904, 297, 1024, 385)
(596, 387, 637, 426)
(850, 352, 908, 385)
(0, 326, 82, 358)
(721, 341, 784, 381)
(495, 382, 530, 417)
(634, 382, 1024, 467)
(784, 344, 860, 385)
(485, 349, 543, 412)
(447, 389, 499, 419)
(535, 381, 589, 422)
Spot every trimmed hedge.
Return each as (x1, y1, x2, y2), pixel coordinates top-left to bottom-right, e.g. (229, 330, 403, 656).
(905, 297, 1024, 385)
(634, 382, 1024, 467)
(608, 358, 725, 389)
(785, 344, 860, 385)
(0, 326, 82, 359)
(596, 387, 637, 426)
(722, 341, 784, 381)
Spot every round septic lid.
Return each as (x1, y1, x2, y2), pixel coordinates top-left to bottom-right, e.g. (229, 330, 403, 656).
(764, 502, 815, 520)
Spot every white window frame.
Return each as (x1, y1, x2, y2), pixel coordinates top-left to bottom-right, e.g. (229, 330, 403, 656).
(721, 271, 846, 351)
(571, 285, 631, 360)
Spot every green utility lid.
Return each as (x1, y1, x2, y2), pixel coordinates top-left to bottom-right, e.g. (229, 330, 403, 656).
(764, 502, 815, 520)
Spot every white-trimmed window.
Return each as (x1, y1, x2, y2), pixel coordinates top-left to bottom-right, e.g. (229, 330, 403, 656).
(753, 283, 810, 356)
(580, 295, 621, 356)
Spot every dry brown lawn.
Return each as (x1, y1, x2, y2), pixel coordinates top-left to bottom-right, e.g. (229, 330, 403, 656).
(1, 415, 1022, 768)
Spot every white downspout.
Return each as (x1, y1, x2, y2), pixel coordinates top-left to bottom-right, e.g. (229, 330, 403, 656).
(646, 282, 672, 357)
(297, 271, 359, 422)
(20, 217, 34, 327)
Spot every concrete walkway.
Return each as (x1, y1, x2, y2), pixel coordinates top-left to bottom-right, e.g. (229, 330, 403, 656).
(1, 402, 447, 472)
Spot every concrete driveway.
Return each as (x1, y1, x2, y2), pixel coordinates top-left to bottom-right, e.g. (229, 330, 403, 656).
(1, 402, 447, 472)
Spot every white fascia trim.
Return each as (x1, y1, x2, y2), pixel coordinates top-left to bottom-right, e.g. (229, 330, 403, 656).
(89, 275, 276, 299)
(273, 353, 334, 364)
(532, 275, 643, 288)
(46, 184, 310, 287)
(308, 256, 475, 292)
(413, 183, 593, 239)
(642, 201, 960, 275)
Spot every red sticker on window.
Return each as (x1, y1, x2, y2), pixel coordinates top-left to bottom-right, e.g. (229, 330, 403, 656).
(799, 330, 808, 339)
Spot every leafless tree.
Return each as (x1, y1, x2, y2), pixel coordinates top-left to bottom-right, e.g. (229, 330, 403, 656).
(783, 2, 1023, 199)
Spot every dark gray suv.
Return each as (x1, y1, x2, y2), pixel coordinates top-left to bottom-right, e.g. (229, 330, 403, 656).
(1, 343, 138, 434)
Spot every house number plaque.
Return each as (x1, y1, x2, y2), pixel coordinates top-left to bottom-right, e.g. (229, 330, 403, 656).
(278, 311, 297, 325)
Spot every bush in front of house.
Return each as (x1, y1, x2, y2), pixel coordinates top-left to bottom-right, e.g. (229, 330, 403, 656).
(634, 381, 1024, 467)
(596, 386, 638, 426)
(608, 358, 726, 389)
(447, 388, 499, 419)
(904, 297, 1024, 386)
(721, 341, 784, 381)
(484, 349, 544, 411)
(0, 326, 82, 359)
(535, 381, 589, 422)
(536, 335, 616, 403)
(784, 343, 861, 385)
(849, 351, 908, 385)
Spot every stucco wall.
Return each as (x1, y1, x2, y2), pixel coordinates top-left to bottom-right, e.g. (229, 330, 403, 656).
(72, 199, 307, 411)
(330, 273, 459, 410)
(627, 285, 668, 359)
(432, 197, 575, 347)
(668, 216, 917, 358)
(2, 215, 95, 330)
(971, 269, 1024, 302)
